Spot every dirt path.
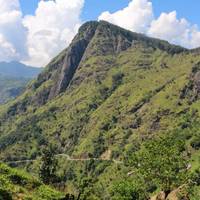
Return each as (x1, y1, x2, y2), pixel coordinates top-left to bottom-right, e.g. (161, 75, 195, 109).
(4, 154, 123, 164)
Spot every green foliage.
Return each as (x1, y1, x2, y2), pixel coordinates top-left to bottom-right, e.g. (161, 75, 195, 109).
(92, 133, 106, 158)
(187, 168, 200, 199)
(111, 72, 124, 91)
(77, 176, 94, 200)
(190, 135, 200, 150)
(0, 163, 64, 199)
(125, 132, 188, 193)
(111, 180, 147, 200)
(39, 145, 58, 184)
(0, 21, 200, 199)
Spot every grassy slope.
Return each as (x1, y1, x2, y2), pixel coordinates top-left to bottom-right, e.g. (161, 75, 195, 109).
(1, 21, 200, 198)
(0, 46, 196, 158)
(0, 163, 64, 200)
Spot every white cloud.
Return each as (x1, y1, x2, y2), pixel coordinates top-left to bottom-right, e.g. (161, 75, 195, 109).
(0, 0, 28, 62)
(0, 34, 17, 60)
(99, 0, 200, 49)
(148, 11, 200, 48)
(98, 0, 153, 33)
(22, 0, 84, 67)
(148, 12, 189, 44)
(190, 29, 200, 48)
(1, 0, 200, 67)
(0, 0, 19, 12)
(0, 0, 84, 67)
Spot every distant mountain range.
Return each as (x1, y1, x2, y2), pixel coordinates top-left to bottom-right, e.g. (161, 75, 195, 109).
(0, 61, 42, 104)
(0, 61, 42, 78)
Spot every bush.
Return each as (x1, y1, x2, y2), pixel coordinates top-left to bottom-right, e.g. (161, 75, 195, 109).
(9, 174, 27, 186)
(0, 189, 12, 200)
(111, 72, 124, 91)
(92, 133, 106, 158)
(111, 180, 148, 200)
(39, 145, 58, 184)
(190, 136, 200, 150)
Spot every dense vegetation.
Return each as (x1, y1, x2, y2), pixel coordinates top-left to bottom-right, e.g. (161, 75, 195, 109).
(0, 163, 64, 200)
(1, 21, 200, 199)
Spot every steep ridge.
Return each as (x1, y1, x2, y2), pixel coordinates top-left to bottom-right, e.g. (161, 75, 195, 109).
(1, 21, 200, 199)
(3, 21, 186, 111)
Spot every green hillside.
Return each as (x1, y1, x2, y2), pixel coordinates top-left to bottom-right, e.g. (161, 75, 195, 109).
(0, 163, 64, 200)
(0, 61, 41, 104)
(1, 21, 200, 199)
(0, 75, 28, 104)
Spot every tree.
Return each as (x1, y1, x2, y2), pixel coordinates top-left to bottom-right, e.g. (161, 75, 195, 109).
(126, 133, 188, 194)
(39, 145, 58, 184)
(77, 176, 93, 200)
(111, 72, 124, 91)
(111, 180, 148, 200)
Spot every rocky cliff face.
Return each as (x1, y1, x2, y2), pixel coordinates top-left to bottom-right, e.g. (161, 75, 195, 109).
(49, 22, 99, 98)
(1, 21, 189, 119)
(24, 21, 186, 107)
(30, 22, 99, 103)
(180, 62, 200, 102)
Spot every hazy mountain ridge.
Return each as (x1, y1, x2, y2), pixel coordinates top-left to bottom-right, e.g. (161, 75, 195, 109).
(0, 75, 28, 104)
(1, 21, 200, 199)
(0, 61, 42, 104)
(0, 61, 41, 78)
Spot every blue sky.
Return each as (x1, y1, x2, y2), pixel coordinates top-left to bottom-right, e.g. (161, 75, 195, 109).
(1, 0, 200, 67)
(19, 0, 200, 27)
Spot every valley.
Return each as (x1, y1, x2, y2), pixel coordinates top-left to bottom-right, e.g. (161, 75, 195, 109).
(1, 21, 200, 199)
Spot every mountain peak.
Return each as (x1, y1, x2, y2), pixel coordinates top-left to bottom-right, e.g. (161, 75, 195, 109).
(5, 21, 188, 109)
(78, 20, 187, 55)
(78, 21, 99, 33)
(2, 21, 200, 200)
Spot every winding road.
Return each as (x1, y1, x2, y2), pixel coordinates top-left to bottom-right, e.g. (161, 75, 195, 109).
(4, 153, 123, 165)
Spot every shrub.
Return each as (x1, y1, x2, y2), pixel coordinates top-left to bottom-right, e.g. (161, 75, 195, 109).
(39, 145, 58, 184)
(92, 133, 106, 158)
(111, 180, 148, 200)
(111, 72, 124, 91)
(190, 135, 200, 150)
(0, 189, 12, 200)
